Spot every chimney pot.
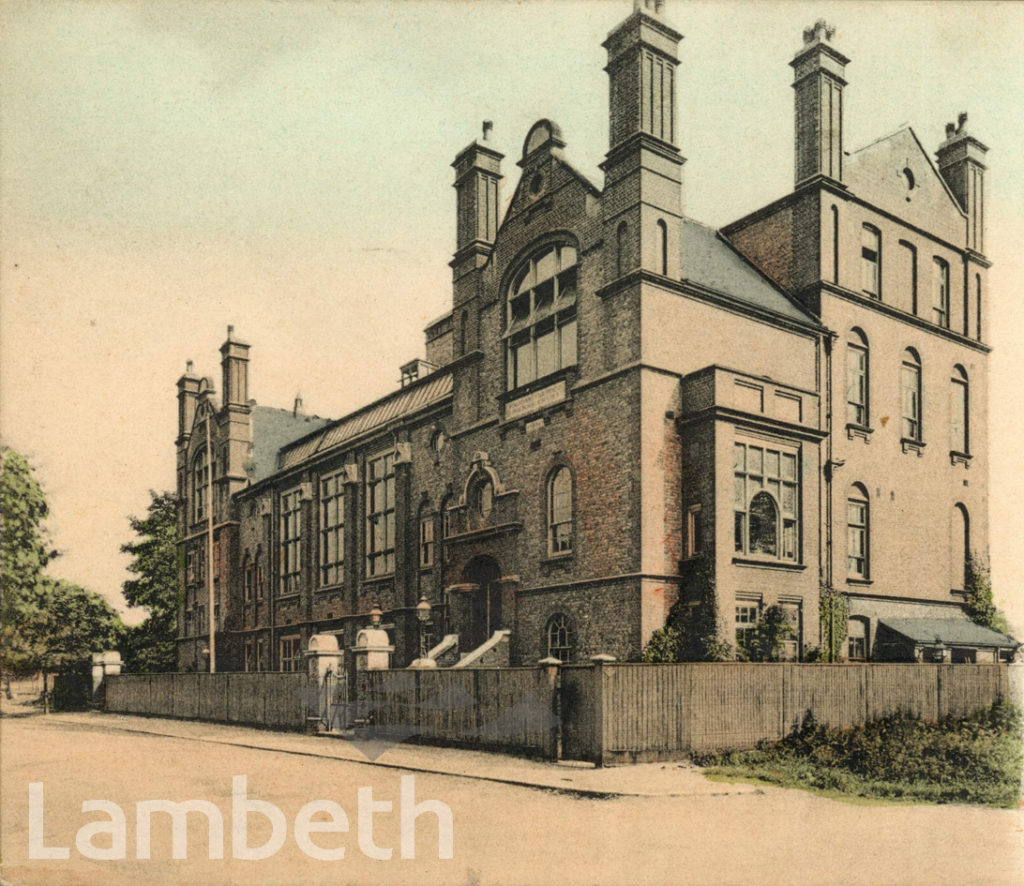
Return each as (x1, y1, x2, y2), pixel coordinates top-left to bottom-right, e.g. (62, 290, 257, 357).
(482, 120, 493, 141)
(186, 359, 194, 374)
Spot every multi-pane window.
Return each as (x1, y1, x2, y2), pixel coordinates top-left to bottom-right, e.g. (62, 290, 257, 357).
(847, 618, 868, 660)
(847, 485, 869, 578)
(244, 641, 255, 672)
(950, 366, 969, 454)
(546, 613, 575, 662)
(733, 442, 799, 561)
(193, 449, 209, 524)
(686, 504, 703, 557)
(366, 452, 395, 576)
(735, 604, 759, 651)
(900, 349, 922, 441)
(419, 513, 435, 568)
(256, 637, 266, 671)
(280, 488, 302, 593)
(932, 257, 949, 327)
(846, 330, 869, 426)
(900, 240, 917, 314)
(319, 472, 345, 586)
(506, 244, 578, 389)
(280, 636, 302, 673)
(861, 225, 880, 297)
(548, 467, 573, 555)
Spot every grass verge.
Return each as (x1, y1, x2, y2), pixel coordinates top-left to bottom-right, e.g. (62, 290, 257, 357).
(697, 701, 1022, 808)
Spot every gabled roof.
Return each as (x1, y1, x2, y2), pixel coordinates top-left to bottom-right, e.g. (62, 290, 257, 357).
(684, 219, 820, 326)
(879, 618, 1017, 649)
(248, 407, 331, 484)
(277, 370, 453, 472)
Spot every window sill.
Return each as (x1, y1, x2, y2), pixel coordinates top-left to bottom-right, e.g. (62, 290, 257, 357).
(950, 451, 972, 468)
(315, 583, 345, 594)
(541, 552, 574, 566)
(732, 557, 806, 572)
(846, 423, 874, 442)
(900, 438, 925, 456)
(276, 592, 301, 602)
(846, 577, 873, 587)
(362, 573, 395, 585)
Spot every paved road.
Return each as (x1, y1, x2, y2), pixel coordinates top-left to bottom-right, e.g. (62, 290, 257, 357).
(2, 712, 1022, 886)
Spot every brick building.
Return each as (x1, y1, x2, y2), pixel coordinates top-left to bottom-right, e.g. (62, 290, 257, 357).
(175, 2, 1012, 672)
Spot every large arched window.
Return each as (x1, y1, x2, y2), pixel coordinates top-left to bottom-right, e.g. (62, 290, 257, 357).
(950, 365, 969, 455)
(547, 466, 573, 555)
(846, 328, 869, 427)
(506, 243, 578, 390)
(733, 441, 799, 562)
(545, 613, 575, 662)
(952, 504, 970, 591)
(900, 348, 922, 441)
(847, 483, 869, 579)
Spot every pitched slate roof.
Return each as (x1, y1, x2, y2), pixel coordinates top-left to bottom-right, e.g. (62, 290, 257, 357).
(684, 219, 820, 326)
(248, 407, 331, 484)
(277, 370, 454, 471)
(879, 618, 1018, 649)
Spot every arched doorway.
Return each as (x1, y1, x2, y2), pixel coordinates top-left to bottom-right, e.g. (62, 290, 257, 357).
(461, 556, 502, 650)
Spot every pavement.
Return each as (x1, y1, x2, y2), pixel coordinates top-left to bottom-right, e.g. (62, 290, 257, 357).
(12, 704, 760, 799)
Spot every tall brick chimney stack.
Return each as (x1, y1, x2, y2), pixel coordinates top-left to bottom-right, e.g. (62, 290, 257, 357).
(601, 0, 685, 280)
(936, 113, 988, 255)
(791, 20, 849, 187)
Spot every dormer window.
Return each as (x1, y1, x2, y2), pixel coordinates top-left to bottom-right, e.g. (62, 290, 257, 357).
(506, 244, 578, 390)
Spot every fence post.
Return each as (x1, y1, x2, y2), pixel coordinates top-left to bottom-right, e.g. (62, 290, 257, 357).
(590, 654, 615, 767)
(538, 657, 562, 760)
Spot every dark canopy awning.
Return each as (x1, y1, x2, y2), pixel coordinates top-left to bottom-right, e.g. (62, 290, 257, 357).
(878, 618, 1018, 650)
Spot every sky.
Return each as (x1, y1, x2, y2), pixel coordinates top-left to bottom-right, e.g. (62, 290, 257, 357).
(1, 0, 1022, 631)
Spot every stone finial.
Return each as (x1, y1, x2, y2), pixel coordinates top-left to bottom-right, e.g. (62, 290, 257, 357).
(482, 120, 493, 142)
(802, 19, 836, 45)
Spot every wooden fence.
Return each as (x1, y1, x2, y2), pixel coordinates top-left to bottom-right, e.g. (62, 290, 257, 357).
(355, 666, 559, 758)
(576, 661, 1010, 765)
(104, 673, 308, 731)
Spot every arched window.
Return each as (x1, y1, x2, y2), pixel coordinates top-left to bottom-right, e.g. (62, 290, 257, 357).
(440, 494, 453, 540)
(656, 219, 668, 275)
(418, 503, 435, 569)
(471, 476, 494, 523)
(547, 467, 573, 555)
(847, 617, 869, 660)
(846, 328, 869, 427)
(460, 309, 468, 355)
(830, 205, 839, 284)
(975, 274, 982, 341)
(192, 448, 209, 524)
(861, 224, 881, 297)
(950, 365, 969, 454)
(243, 552, 254, 602)
(899, 240, 917, 314)
(932, 257, 949, 327)
(733, 442, 799, 561)
(254, 547, 265, 600)
(952, 504, 970, 591)
(900, 348, 922, 441)
(847, 484, 869, 579)
(748, 492, 778, 556)
(545, 613, 575, 662)
(505, 243, 578, 390)
(616, 221, 628, 277)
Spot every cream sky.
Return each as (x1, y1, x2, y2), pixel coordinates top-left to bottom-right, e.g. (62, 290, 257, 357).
(1, 0, 1022, 631)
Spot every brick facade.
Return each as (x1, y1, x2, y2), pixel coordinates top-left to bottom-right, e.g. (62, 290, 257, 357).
(174, 5, 996, 672)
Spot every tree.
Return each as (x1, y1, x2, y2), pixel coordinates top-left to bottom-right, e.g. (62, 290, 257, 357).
(964, 554, 1009, 635)
(1, 447, 57, 688)
(119, 491, 181, 672)
(642, 555, 732, 662)
(736, 605, 794, 662)
(818, 584, 850, 662)
(30, 578, 123, 662)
